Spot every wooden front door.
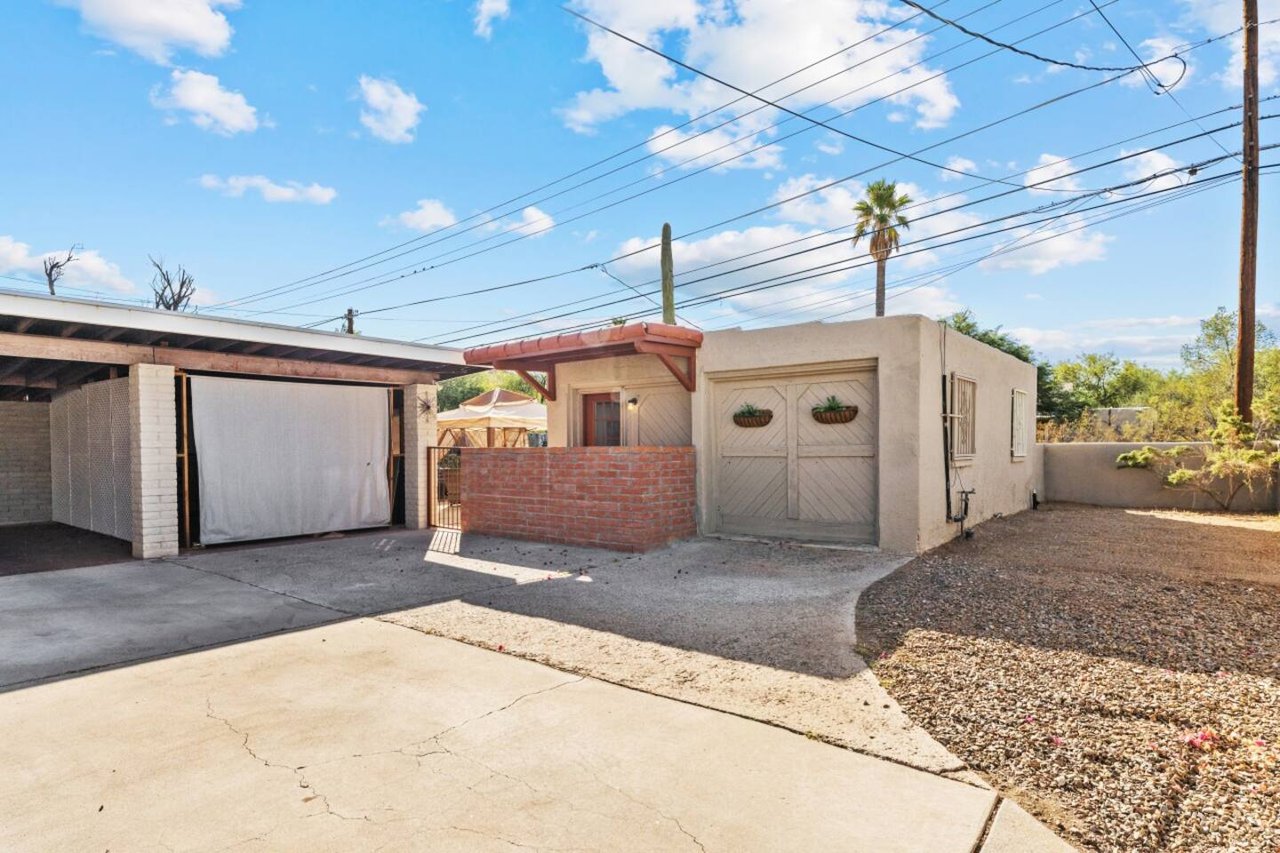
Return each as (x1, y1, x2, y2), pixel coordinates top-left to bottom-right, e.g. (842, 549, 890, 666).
(582, 393, 621, 446)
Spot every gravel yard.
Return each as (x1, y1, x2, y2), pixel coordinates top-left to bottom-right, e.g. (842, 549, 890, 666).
(856, 504, 1280, 852)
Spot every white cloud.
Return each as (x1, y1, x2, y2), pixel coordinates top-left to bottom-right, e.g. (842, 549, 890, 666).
(815, 136, 844, 156)
(1023, 153, 1082, 194)
(1180, 0, 1280, 89)
(357, 76, 424, 144)
(1118, 35, 1196, 90)
(646, 121, 784, 172)
(61, 0, 240, 64)
(151, 69, 259, 135)
(1119, 148, 1185, 192)
(474, 0, 510, 39)
(939, 156, 976, 182)
(0, 235, 135, 293)
(199, 174, 336, 204)
(391, 199, 458, 232)
(510, 206, 555, 238)
(561, 0, 961, 147)
(979, 215, 1112, 275)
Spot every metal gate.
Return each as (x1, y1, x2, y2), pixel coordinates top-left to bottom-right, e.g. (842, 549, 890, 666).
(429, 446, 462, 529)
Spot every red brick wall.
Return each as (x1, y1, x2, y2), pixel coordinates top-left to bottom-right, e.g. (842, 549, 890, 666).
(459, 447, 697, 552)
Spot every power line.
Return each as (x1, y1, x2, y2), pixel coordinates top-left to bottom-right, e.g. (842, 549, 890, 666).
(278, 63, 1144, 324)
(441, 154, 1264, 344)
(218, 0, 1051, 314)
(424, 100, 1263, 341)
(563, 4, 1035, 186)
(431, 120, 1272, 343)
(1087, 0, 1239, 163)
(209, 1, 959, 310)
(897, 0, 1187, 84)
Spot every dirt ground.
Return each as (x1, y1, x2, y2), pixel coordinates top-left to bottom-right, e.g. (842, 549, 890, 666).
(384, 536, 965, 773)
(856, 504, 1280, 853)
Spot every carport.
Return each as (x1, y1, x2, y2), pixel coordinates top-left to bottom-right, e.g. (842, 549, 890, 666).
(0, 291, 478, 566)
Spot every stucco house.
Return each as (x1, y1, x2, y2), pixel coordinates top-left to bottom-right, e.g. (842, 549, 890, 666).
(465, 313, 1038, 554)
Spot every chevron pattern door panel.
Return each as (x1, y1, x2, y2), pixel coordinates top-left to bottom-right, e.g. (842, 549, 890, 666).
(713, 369, 877, 543)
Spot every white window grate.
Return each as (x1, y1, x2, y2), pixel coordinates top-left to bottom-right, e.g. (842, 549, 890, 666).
(1011, 389, 1028, 458)
(950, 374, 977, 458)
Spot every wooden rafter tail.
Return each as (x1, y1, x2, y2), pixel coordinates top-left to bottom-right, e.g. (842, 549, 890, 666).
(654, 352, 696, 392)
(507, 364, 555, 402)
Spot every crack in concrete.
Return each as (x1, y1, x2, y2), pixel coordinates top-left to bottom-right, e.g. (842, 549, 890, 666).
(166, 560, 353, 617)
(570, 759, 706, 852)
(204, 698, 371, 824)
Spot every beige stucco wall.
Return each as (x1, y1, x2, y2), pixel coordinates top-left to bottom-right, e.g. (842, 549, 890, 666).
(914, 325, 1040, 552)
(542, 315, 1039, 554)
(1043, 442, 1278, 511)
(696, 315, 927, 553)
(547, 355, 690, 448)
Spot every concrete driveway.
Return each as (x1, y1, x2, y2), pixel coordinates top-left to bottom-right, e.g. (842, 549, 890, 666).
(0, 530, 1068, 851)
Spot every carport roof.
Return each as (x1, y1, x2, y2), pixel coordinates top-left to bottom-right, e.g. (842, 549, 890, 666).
(0, 290, 480, 400)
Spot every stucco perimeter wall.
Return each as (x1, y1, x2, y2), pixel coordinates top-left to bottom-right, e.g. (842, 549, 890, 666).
(696, 315, 927, 553)
(1043, 442, 1278, 512)
(547, 355, 691, 447)
(460, 446, 697, 551)
(915, 325, 1040, 552)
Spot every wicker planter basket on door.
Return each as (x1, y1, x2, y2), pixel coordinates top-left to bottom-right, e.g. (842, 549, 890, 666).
(732, 410, 773, 428)
(811, 406, 858, 425)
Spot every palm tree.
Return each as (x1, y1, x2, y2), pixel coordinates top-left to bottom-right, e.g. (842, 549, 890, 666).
(852, 179, 912, 317)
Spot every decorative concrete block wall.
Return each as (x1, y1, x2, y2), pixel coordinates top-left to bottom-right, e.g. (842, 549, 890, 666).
(0, 401, 51, 525)
(460, 447, 697, 552)
(403, 383, 438, 530)
(129, 364, 179, 558)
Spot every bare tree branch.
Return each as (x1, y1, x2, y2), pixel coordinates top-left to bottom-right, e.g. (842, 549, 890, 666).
(42, 245, 80, 296)
(149, 255, 197, 311)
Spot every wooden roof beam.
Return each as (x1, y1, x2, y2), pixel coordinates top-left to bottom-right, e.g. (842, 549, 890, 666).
(0, 332, 439, 386)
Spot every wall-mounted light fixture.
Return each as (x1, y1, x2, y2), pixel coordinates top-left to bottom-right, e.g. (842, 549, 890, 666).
(626, 397, 639, 411)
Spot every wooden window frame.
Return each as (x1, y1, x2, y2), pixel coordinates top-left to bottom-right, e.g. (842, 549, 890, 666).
(582, 392, 621, 447)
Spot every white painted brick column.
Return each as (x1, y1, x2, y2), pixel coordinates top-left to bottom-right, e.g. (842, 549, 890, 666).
(129, 364, 179, 558)
(402, 383, 437, 529)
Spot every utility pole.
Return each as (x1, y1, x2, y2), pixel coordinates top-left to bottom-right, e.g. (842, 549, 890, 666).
(660, 222, 675, 325)
(1235, 0, 1259, 422)
(344, 307, 356, 335)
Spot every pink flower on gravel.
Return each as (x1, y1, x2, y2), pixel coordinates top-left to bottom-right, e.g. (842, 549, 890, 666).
(1180, 729, 1221, 752)
(1255, 738, 1268, 747)
(1050, 736, 1064, 747)
(1023, 715, 1036, 724)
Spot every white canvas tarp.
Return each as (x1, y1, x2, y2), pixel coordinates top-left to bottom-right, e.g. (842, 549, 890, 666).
(189, 376, 390, 544)
(48, 377, 132, 542)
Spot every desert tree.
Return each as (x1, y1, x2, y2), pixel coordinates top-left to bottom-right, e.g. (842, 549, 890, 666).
(149, 255, 196, 311)
(852, 179, 911, 317)
(42, 245, 80, 295)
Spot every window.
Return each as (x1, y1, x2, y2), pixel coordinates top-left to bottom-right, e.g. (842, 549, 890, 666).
(582, 393, 621, 446)
(1010, 389, 1028, 458)
(949, 374, 977, 458)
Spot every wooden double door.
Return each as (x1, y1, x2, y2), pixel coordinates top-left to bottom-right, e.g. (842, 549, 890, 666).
(711, 368, 877, 544)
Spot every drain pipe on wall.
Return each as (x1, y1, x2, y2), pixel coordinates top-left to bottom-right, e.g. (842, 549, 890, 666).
(939, 322, 973, 537)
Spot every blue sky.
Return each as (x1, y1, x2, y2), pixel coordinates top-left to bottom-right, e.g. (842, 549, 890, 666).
(1, 0, 1277, 368)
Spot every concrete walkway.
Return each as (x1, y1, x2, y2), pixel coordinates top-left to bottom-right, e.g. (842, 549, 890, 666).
(0, 530, 1072, 850)
(1, 617, 1000, 852)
